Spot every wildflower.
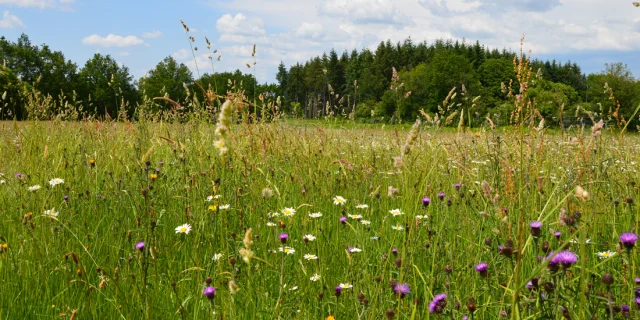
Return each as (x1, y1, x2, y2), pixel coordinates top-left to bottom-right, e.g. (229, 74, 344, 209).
(266, 222, 276, 227)
(239, 248, 254, 263)
(282, 207, 296, 217)
(310, 274, 321, 281)
(333, 196, 347, 205)
(394, 283, 410, 298)
(339, 283, 353, 289)
(454, 183, 461, 190)
(135, 241, 145, 252)
(89, 159, 95, 166)
(348, 247, 362, 253)
(28, 185, 41, 192)
(389, 209, 404, 217)
(175, 223, 192, 234)
(203, 286, 216, 300)
(219, 204, 230, 210)
(415, 215, 427, 220)
(279, 246, 295, 254)
(355, 204, 368, 209)
(530, 221, 543, 237)
(575, 186, 588, 200)
(208, 205, 217, 211)
(44, 208, 59, 217)
(422, 197, 430, 207)
(429, 293, 447, 314)
(554, 231, 562, 240)
(0, 180, 5, 184)
(392, 248, 398, 255)
(601, 273, 614, 286)
(303, 234, 316, 242)
(335, 286, 342, 297)
(340, 216, 347, 224)
(63, 195, 69, 201)
(360, 220, 371, 225)
(620, 232, 638, 249)
(548, 250, 578, 269)
(438, 192, 445, 200)
(279, 233, 288, 244)
(304, 254, 318, 260)
(309, 212, 323, 218)
(475, 262, 489, 277)
(596, 251, 616, 259)
(212, 253, 223, 261)
(261, 187, 274, 198)
(228, 280, 240, 295)
(348, 214, 362, 220)
(49, 178, 64, 187)
(388, 185, 399, 197)
(392, 225, 404, 231)
(149, 173, 158, 180)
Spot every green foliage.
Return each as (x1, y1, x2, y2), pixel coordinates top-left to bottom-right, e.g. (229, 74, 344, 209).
(139, 56, 193, 104)
(585, 63, 640, 126)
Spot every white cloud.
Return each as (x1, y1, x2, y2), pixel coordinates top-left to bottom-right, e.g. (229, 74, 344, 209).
(172, 48, 190, 61)
(116, 51, 130, 57)
(296, 22, 324, 40)
(82, 34, 145, 48)
(0, 0, 71, 8)
(0, 11, 24, 28)
(318, 0, 413, 26)
(216, 13, 266, 36)
(634, 19, 640, 33)
(142, 31, 163, 39)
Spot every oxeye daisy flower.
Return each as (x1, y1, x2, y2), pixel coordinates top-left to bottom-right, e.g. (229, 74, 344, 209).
(266, 222, 277, 227)
(415, 215, 427, 220)
(282, 207, 296, 217)
(49, 178, 64, 187)
(212, 253, 223, 261)
(175, 223, 192, 234)
(620, 232, 638, 249)
(429, 293, 447, 314)
(303, 234, 316, 242)
(339, 283, 353, 289)
(360, 220, 371, 225)
(355, 204, 368, 209)
(310, 274, 321, 282)
(389, 209, 404, 217)
(206, 195, 214, 201)
(333, 196, 346, 205)
(279, 246, 295, 254)
(348, 247, 362, 253)
(392, 225, 404, 231)
(44, 208, 59, 217)
(596, 251, 616, 259)
(304, 254, 318, 260)
(347, 214, 362, 220)
(219, 204, 230, 210)
(268, 212, 279, 218)
(309, 212, 323, 218)
(28, 185, 41, 192)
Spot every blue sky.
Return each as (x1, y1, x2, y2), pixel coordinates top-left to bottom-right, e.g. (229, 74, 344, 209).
(1, 0, 639, 84)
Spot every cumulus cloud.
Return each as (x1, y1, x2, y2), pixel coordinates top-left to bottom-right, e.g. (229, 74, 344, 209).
(142, 31, 163, 39)
(216, 13, 266, 36)
(0, 11, 24, 28)
(318, 0, 413, 26)
(296, 22, 324, 40)
(0, 0, 71, 8)
(82, 34, 145, 48)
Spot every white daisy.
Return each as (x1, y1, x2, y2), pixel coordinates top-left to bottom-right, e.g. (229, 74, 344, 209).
(0, 180, 6, 184)
(309, 212, 323, 218)
(389, 208, 404, 217)
(44, 208, 59, 217)
(347, 214, 362, 220)
(279, 246, 295, 254)
(282, 207, 296, 217)
(348, 247, 362, 253)
(214, 195, 221, 199)
(360, 220, 371, 225)
(415, 215, 427, 220)
(288, 286, 298, 291)
(303, 234, 316, 242)
(219, 204, 230, 210)
(339, 283, 353, 289)
(266, 222, 277, 227)
(212, 253, 224, 261)
(392, 225, 404, 231)
(268, 211, 280, 218)
(371, 236, 380, 240)
(206, 195, 214, 201)
(175, 223, 192, 234)
(596, 251, 616, 259)
(49, 178, 64, 187)
(355, 204, 369, 209)
(310, 274, 321, 282)
(304, 254, 318, 260)
(333, 196, 347, 205)
(28, 185, 41, 192)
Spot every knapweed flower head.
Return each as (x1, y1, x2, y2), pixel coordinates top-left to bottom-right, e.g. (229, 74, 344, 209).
(282, 207, 296, 217)
(548, 250, 578, 269)
(175, 223, 192, 234)
(389, 209, 404, 217)
(393, 283, 410, 298)
(203, 286, 216, 300)
(333, 196, 346, 205)
(454, 183, 461, 190)
(44, 208, 59, 217)
(335, 286, 342, 297)
(438, 192, 445, 200)
(279, 233, 288, 244)
(475, 262, 488, 277)
(429, 293, 447, 314)
(620, 232, 638, 249)
(340, 216, 347, 224)
(529, 221, 543, 237)
(422, 197, 430, 207)
(49, 178, 64, 187)
(135, 241, 145, 252)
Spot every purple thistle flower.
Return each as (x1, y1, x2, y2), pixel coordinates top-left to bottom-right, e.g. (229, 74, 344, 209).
(279, 233, 288, 244)
(391, 248, 398, 255)
(438, 192, 445, 200)
(635, 277, 640, 284)
(526, 281, 534, 290)
(475, 262, 488, 277)
(636, 297, 640, 307)
(620, 232, 638, 249)
(530, 221, 542, 237)
(340, 216, 347, 224)
(422, 197, 431, 207)
(429, 293, 447, 314)
(446, 198, 452, 206)
(15, 173, 23, 178)
(203, 286, 216, 300)
(548, 250, 578, 269)
(335, 286, 342, 297)
(63, 195, 69, 201)
(454, 183, 461, 190)
(135, 241, 145, 252)
(621, 304, 629, 312)
(554, 231, 562, 240)
(393, 283, 410, 298)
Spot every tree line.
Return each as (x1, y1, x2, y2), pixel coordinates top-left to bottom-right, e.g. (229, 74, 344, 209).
(1, 33, 639, 126)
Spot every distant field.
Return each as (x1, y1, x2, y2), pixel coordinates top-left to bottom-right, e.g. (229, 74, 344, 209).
(0, 119, 638, 319)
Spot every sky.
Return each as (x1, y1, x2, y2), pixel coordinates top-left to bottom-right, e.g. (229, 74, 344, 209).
(1, 0, 639, 84)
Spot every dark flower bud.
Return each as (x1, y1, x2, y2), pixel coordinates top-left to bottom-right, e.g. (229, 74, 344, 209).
(601, 274, 614, 286)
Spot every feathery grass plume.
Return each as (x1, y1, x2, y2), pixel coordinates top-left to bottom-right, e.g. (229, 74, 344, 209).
(243, 228, 253, 249)
(401, 118, 421, 156)
(214, 99, 234, 155)
(481, 181, 493, 199)
(592, 119, 604, 137)
(239, 248, 254, 264)
(228, 280, 240, 295)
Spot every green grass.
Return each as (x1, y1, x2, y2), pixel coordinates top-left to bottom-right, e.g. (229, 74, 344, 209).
(0, 119, 638, 319)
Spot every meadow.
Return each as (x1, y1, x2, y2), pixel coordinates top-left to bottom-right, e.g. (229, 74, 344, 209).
(0, 116, 638, 320)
